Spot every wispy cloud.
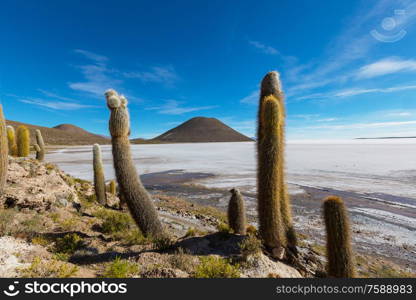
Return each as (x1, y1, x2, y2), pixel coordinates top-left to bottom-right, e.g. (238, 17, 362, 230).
(387, 111, 412, 117)
(69, 50, 122, 97)
(291, 114, 321, 120)
(73, 49, 108, 63)
(286, 0, 416, 95)
(310, 120, 416, 130)
(20, 98, 96, 110)
(248, 40, 278, 55)
(357, 57, 416, 78)
(297, 83, 416, 100)
(146, 100, 217, 115)
(37, 89, 76, 102)
(239, 91, 258, 105)
(316, 118, 339, 122)
(123, 66, 179, 87)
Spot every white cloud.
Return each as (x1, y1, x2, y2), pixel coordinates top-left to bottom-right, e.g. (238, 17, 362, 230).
(248, 40, 278, 55)
(310, 120, 416, 130)
(74, 49, 108, 63)
(69, 52, 122, 97)
(287, 1, 416, 95)
(316, 118, 338, 122)
(357, 57, 416, 78)
(37, 89, 76, 102)
(20, 99, 96, 110)
(123, 66, 179, 87)
(239, 91, 258, 105)
(146, 100, 217, 115)
(387, 111, 412, 117)
(297, 84, 416, 100)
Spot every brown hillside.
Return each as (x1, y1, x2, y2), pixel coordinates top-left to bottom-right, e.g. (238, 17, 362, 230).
(134, 117, 253, 143)
(6, 120, 110, 145)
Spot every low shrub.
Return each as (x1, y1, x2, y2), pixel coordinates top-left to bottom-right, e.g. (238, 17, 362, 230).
(54, 233, 84, 254)
(239, 235, 262, 259)
(101, 257, 139, 278)
(20, 257, 78, 278)
(193, 256, 240, 278)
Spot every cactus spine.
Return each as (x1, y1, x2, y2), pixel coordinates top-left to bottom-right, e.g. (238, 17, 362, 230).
(0, 105, 8, 193)
(35, 129, 45, 161)
(257, 71, 297, 256)
(16, 125, 30, 157)
(6, 126, 17, 157)
(93, 144, 107, 205)
(105, 89, 164, 238)
(227, 188, 247, 235)
(323, 196, 355, 278)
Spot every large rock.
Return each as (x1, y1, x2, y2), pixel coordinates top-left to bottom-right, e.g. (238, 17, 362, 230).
(1, 157, 79, 212)
(241, 253, 302, 278)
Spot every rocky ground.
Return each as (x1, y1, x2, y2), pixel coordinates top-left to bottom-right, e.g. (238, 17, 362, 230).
(0, 157, 412, 278)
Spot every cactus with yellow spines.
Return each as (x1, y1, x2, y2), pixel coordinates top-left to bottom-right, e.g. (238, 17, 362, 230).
(105, 89, 164, 238)
(35, 129, 45, 161)
(323, 196, 355, 278)
(108, 180, 117, 196)
(6, 126, 17, 157)
(257, 94, 286, 255)
(227, 188, 247, 235)
(257, 71, 297, 257)
(16, 125, 30, 157)
(0, 105, 8, 193)
(93, 144, 107, 205)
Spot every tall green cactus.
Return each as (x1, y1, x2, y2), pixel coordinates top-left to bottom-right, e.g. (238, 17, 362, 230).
(257, 71, 297, 257)
(93, 144, 107, 205)
(35, 129, 45, 161)
(6, 126, 17, 157)
(0, 105, 8, 193)
(323, 196, 355, 278)
(105, 89, 165, 238)
(227, 188, 246, 235)
(16, 125, 30, 157)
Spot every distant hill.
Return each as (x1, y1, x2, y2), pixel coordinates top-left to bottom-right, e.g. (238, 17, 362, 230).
(6, 120, 110, 145)
(132, 117, 253, 143)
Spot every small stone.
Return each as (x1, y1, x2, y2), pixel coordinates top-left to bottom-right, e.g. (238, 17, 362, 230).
(271, 247, 285, 260)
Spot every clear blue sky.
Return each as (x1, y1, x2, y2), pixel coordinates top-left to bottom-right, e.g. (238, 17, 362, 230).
(1, 0, 416, 140)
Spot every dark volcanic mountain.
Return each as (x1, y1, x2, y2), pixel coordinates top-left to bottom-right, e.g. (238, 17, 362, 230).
(6, 121, 110, 145)
(138, 117, 253, 143)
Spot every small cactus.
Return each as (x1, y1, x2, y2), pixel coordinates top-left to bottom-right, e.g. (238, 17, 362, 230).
(0, 105, 8, 193)
(16, 125, 30, 157)
(105, 89, 165, 238)
(35, 129, 45, 161)
(93, 144, 107, 205)
(323, 196, 355, 278)
(108, 180, 116, 196)
(227, 188, 247, 235)
(6, 126, 17, 157)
